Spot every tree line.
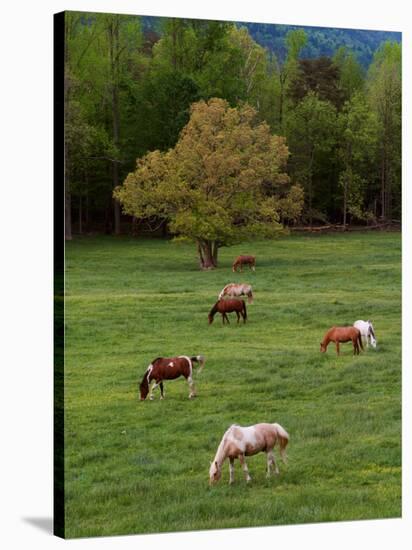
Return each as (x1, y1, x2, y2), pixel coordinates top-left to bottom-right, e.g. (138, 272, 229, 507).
(64, 12, 401, 240)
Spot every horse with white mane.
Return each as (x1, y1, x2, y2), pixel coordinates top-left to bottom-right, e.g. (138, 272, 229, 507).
(354, 320, 377, 348)
(218, 283, 254, 304)
(209, 423, 289, 485)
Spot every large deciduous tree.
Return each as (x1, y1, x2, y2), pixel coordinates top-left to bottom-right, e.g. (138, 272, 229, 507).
(114, 98, 303, 269)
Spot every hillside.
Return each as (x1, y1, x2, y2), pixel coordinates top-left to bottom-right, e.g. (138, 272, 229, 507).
(244, 23, 401, 67)
(142, 16, 401, 68)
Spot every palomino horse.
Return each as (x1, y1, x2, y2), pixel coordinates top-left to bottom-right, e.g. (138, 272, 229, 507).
(320, 326, 363, 356)
(208, 299, 247, 324)
(232, 255, 256, 273)
(354, 320, 377, 348)
(209, 423, 289, 485)
(139, 355, 205, 400)
(218, 283, 254, 304)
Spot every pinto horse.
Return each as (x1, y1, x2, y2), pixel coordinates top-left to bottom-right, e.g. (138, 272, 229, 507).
(208, 299, 247, 324)
(218, 283, 254, 304)
(139, 355, 205, 400)
(320, 326, 363, 355)
(209, 423, 289, 485)
(354, 320, 377, 348)
(232, 255, 256, 273)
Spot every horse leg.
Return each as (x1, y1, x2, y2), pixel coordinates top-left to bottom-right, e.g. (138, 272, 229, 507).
(266, 450, 279, 477)
(159, 381, 165, 400)
(236, 311, 240, 323)
(187, 376, 196, 399)
(353, 338, 359, 355)
(149, 380, 159, 400)
(238, 454, 252, 482)
(229, 458, 235, 484)
(224, 313, 230, 324)
(335, 342, 340, 356)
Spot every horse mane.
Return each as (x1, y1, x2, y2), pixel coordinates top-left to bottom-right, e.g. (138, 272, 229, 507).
(214, 424, 238, 464)
(139, 359, 161, 393)
(209, 301, 219, 316)
(139, 370, 149, 393)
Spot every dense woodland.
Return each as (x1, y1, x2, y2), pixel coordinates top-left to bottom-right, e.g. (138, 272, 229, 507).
(64, 12, 401, 240)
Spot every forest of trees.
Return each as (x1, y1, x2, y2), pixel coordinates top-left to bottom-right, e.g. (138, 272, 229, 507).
(64, 12, 401, 240)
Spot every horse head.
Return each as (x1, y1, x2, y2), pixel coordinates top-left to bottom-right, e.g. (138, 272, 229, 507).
(208, 302, 218, 324)
(368, 322, 377, 348)
(209, 460, 221, 485)
(139, 378, 150, 400)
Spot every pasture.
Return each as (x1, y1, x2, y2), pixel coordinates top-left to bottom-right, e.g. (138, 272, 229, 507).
(64, 231, 401, 538)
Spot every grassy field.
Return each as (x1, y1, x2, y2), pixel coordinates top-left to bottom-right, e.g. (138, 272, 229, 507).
(64, 231, 401, 538)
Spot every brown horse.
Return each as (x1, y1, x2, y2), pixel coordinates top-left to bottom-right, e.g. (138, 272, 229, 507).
(208, 299, 247, 324)
(232, 255, 256, 273)
(320, 326, 363, 355)
(139, 355, 205, 400)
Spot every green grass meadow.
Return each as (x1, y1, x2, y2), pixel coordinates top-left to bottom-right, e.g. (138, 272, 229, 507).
(64, 232, 401, 538)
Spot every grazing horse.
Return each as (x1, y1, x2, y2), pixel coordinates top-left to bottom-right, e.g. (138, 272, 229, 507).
(320, 326, 363, 356)
(354, 320, 377, 348)
(139, 355, 205, 401)
(208, 299, 247, 324)
(209, 423, 289, 485)
(232, 255, 256, 273)
(218, 283, 254, 304)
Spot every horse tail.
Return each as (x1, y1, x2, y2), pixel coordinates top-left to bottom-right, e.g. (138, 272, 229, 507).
(191, 355, 205, 372)
(247, 290, 253, 304)
(273, 423, 289, 463)
(358, 330, 364, 351)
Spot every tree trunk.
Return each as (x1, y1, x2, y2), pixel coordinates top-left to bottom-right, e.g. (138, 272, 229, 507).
(64, 16, 72, 241)
(65, 183, 72, 240)
(343, 178, 347, 228)
(79, 195, 82, 234)
(380, 146, 386, 221)
(110, 16, 121, 235)
(278, 74, 285, 130)
(212, 241, 219, 266)
(197, 240, 217, 270)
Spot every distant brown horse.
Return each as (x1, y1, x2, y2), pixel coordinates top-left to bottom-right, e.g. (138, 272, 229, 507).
(232, 255, 256, 273)
(208, 299, 247, 324)
(320, 326, 363, 355)
(139, 355, 205, 400)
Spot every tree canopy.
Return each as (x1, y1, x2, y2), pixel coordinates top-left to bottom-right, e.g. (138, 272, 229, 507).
(64, 12, 402, 241)
(114, 98, 303, 268)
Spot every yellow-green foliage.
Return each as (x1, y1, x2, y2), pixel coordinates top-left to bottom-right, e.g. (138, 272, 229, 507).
(114, 98, 303, 250)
